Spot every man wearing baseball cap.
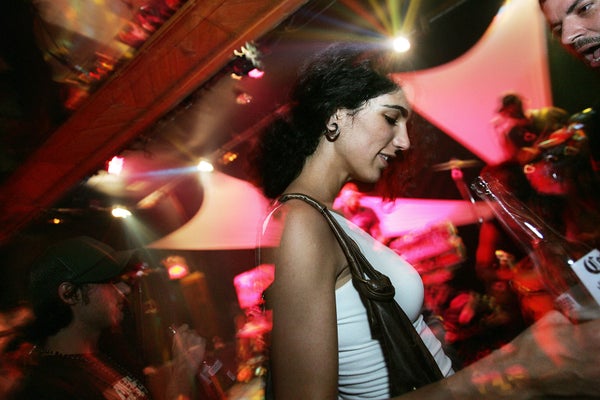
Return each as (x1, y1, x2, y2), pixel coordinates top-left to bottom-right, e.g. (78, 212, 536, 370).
(9, 236, 206, 400)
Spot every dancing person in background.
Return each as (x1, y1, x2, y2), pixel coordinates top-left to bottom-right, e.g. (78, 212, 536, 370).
(520, 125, 600, 246)
(249, 42, 600, 399)
(334, 182, 385, 243)
(476, 97, 600, 325)
(8, 236, 206, 400)
(491, 92, 569, 164)
(476, 93, 569, 327)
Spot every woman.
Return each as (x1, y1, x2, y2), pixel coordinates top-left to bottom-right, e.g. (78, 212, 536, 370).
(250, 43, 600, 399)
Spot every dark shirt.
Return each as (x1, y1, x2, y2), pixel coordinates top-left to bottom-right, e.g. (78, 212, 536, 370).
(9, 352, 151, 400)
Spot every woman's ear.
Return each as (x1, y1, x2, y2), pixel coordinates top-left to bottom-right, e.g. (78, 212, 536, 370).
(325, 112, 342, 142)
(326, 111, 341, 132)
(58, 282, 79, 305)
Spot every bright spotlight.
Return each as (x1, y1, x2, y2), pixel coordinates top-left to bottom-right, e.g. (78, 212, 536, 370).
(391, 36, 411, 53)
(107, 156, 124, 175)
(197, 160, 214, 172)
(112, 206, 132, 218)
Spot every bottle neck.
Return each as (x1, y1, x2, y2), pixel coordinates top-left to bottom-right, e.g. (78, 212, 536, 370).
(472, 175, 561, 251)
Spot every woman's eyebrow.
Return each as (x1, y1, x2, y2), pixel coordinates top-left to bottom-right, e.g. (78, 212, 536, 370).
(383, 104, 410, 117)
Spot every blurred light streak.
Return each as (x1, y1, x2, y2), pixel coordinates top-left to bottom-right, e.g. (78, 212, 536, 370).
(340, 0, 388, 34)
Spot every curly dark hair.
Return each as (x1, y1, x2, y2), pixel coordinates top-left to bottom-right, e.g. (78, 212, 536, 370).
(249, 43, 400, 199)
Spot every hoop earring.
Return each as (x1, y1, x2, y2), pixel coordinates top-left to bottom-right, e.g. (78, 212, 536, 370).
(325, 123, 340, 142)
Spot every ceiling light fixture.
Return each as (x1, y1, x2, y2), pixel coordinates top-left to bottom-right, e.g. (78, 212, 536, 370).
(106, 156, 124, 175)
(231, 42, 264, 79)
(111, 206, 132, 218)
(219, 151, 238, 165)
(197, 160, 214, 172)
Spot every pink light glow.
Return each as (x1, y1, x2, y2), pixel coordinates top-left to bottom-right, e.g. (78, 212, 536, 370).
(247, 68, 264, 79)
(360, 196, 494, 237)
(168, 264, 189, 280)
(162, 255, 190, 280)
(233, 264, 274, 309)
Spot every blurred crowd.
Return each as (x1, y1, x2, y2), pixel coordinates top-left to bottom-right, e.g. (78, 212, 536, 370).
(334, 91, 600, 366)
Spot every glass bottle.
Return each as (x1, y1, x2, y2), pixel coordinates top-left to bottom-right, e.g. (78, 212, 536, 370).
(471, 175, 600, 321)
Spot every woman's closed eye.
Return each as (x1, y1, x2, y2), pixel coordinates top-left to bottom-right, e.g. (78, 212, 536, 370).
(384, 115, 399, 126)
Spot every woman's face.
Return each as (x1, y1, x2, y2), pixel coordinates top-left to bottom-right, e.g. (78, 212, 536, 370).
(334, 89, 411, 183)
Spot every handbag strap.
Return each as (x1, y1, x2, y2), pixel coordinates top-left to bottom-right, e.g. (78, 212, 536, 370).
(278, 193, 395, 301)
(278, 193, 444, 393)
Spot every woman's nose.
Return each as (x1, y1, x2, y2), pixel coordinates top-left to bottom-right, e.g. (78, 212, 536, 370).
(393, 123, 410, 151)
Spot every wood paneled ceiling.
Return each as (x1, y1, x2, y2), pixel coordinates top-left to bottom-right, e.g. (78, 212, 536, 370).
(0, 0, 308, 244)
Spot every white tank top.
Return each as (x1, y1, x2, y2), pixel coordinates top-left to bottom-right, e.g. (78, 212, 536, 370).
(332, 212, 454, 399)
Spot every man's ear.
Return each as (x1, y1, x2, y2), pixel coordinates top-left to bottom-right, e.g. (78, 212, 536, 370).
(58, 282, 79, 305)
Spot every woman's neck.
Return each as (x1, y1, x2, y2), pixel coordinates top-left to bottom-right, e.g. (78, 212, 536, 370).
(284, 180, 341, 208)
(286, 154, 349, 207)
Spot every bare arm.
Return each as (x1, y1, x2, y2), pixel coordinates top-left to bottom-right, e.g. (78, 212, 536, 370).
(269, 202, 345, 400)
(395, 311, 600, 399)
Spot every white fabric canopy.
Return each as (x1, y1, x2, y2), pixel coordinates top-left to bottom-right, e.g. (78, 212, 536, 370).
(147, 170, 278, 250)
(396, 0, 551, 165)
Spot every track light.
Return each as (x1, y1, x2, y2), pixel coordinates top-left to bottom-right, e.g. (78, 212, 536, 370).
(231, 42, 264, 79)
(111, 206, 132, 218)
(197, 160, 214, 172)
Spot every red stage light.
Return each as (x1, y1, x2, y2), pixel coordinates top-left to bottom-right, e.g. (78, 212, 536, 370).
(162, 255, 190, 280)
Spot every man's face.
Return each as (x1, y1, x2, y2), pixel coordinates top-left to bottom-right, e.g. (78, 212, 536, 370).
(540, 0, 600, 68)
(75, 282, 131, 331)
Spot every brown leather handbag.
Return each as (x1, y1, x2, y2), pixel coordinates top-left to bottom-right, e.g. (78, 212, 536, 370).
(279, 193, 444, 395)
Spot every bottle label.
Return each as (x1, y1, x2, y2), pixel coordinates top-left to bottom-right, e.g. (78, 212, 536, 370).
(570, 248, 600, 307)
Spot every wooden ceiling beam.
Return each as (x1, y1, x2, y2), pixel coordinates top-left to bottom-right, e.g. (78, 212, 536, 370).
(0, 0, 308, 244)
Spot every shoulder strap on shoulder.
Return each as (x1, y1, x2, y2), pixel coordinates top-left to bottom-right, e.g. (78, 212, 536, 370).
(279, 193, 394, 301)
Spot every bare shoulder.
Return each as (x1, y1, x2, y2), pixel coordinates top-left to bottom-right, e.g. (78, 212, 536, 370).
(283, 200, 335, 244)
(276, 200, 343, 279)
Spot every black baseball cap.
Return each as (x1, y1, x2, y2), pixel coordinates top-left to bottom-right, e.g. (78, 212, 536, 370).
(29, 236, 134, 308)
(31, 236, 131, 286)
